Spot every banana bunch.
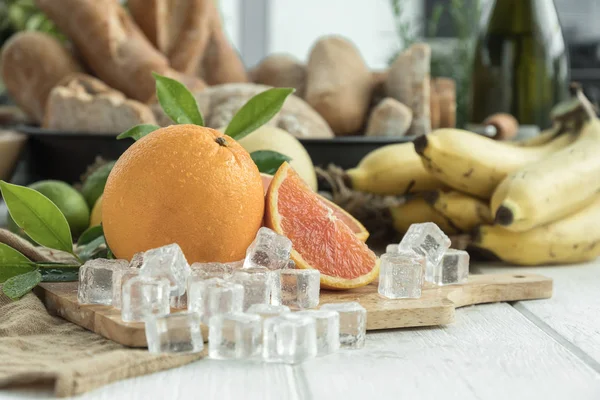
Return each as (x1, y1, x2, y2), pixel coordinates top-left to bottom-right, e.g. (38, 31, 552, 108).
(347, 88, 600, 265)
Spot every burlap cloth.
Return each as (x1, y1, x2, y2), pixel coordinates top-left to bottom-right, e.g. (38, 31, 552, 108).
(0, 229, 203, 397)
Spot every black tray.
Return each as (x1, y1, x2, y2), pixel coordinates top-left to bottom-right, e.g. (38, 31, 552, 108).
(15, 126, 413, 184)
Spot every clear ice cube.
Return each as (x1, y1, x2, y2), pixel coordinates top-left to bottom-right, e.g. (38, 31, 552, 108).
(296, 309, 340, 356)
(262, 314, 317, 364)
(272, 269, 320, 309)
(145, 311, 204, 354)
(378, 252, 425, 299)
(208, 312, 262, 359)
(77, 259, 129, 305)
(247, 304, 290, 319)
(190, 262, 234, 280)
(130, 252, 145, 268)
(121, 276, 170, 322)
(243, 227, 292, 270)
(112, 268, 140, 308)
(170, 292, 187, 309)
(188, 278, 244, 324)
(398, 222, 451, 281)
(320, 302, 366, 349)
(386, 244, 399, 254)
(431, 249, 469, 285)
(231, 267, 272, 311)
(140, 243, 191, 297)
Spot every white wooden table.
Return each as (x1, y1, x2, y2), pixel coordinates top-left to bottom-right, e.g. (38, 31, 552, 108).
(2, 197, 600, 399)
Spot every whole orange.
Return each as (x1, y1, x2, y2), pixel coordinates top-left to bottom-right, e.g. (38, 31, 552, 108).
(102, 124, 265, 263)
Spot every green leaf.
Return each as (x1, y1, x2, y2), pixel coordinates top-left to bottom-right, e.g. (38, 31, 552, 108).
(153, 73, 204, 126)
(225, 88, 295, 140)
(2, 269, 42, 300)
(250, 150, 292, 175)
(0, 264, 37, 283)
(77, 235, 106, 262)
(117, 124, 160, 141)
(0, 243, 31, 264)
(0, 181, 73, 254)
(77, 225, 104, 246)
(38, 263, 80, 282)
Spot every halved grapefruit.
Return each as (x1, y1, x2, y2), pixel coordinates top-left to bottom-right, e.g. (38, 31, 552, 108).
(261, 172, 369, 242)
(265, 163, 379, 289)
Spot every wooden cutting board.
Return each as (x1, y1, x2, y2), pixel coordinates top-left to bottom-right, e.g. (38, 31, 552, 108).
(34, 272, 552, 348)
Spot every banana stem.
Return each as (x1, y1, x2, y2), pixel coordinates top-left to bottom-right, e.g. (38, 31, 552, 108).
(574, 85, 598, 122)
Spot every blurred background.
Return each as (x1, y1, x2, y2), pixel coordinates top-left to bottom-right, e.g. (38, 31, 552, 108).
(1, 0, 599, 260)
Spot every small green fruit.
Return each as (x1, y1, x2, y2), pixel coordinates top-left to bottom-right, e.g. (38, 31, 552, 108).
(80, 161, 116, 208)
(6, 180, 90, 239)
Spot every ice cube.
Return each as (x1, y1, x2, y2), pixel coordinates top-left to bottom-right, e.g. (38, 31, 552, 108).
(188, 278, 244, 324)
(386, 244, 399, 254)
(130, 252, 145, 269)
(77, 259, 129, 305)
(190, 262, 234, 280)
(431, 249, 469, 285)
(398, 222, 450, 281)
(262, 314, 318, 364)
(140, 243, 191, 297)
(112, 268, 141, 308)
(247, 304, 290, 319)
(378, 252, 425, 299)
(170, 292, 188, 309)
(320, 302, 366, 349)
(231, 267, 272, 311)
(272, 269, 320, 309)
(225, 260, 244, 270)
(296, 309, 340, 356)
(145, 311, 204, 354)
(208, 312, 262, 359)
(243, 227, 292, 270)
(121, 276, 170, 322)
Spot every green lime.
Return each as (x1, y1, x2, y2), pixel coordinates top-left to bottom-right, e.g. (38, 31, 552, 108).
(80, 161, 116, 208)
(6, 180, 90, 239)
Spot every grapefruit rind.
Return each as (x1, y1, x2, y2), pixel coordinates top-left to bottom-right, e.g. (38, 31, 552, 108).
(266, 163, 379, 290)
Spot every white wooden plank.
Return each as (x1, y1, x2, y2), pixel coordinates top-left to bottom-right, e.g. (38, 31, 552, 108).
(300, 303, 600, 400)
(1, 361, 298, 400)
(477, 260, 600, 368)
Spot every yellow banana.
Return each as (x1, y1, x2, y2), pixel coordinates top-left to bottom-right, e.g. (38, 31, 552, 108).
(472, 196, 600, 265)
(423, 190, 492, 232)
(345, 142, 444, 196)
(413, 128, 578, 199)
(491, 118, 600, 232)
(389, 196, 458, 235)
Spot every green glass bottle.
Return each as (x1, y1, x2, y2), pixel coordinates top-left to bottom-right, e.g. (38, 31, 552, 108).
(469, 0, 570, 128)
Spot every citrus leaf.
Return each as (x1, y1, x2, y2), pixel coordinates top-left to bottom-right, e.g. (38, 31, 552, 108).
(38, 263, 80, 282)
(250, 150, 292, 175)
(77, 235, 106, 262)
(2, 269, 42, 300)
(0, 242, 31, 264)
(0, 264, 37, 283)
(153, 73, 204, 126)
(77, 225, 104, 246)
(117, 124, 160, 141)
(0, 181, 73, 254)
(225, 88, 295, 140)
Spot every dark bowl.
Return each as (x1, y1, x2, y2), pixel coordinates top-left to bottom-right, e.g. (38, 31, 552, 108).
(299, 136, 412, 170)
(14, 125, 413, 184)
(15, 126, 130, 184)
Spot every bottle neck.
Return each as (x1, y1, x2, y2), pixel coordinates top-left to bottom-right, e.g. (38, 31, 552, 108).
(486, 0, 559, 35)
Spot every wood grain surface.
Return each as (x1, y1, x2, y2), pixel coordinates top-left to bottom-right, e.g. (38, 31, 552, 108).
(35, 272, 552, 348)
